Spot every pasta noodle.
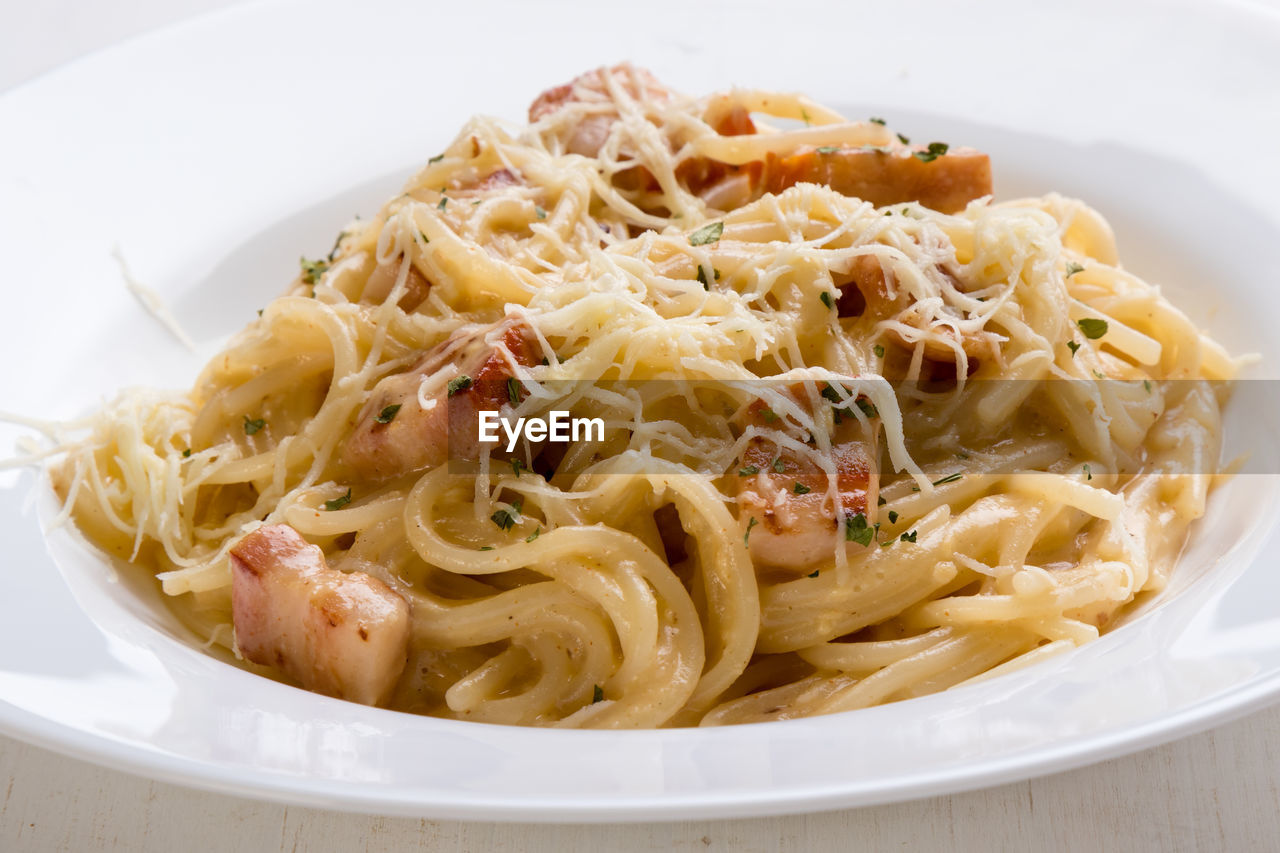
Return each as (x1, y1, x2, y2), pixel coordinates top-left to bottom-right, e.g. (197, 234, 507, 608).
(49, 65, 1238, 728)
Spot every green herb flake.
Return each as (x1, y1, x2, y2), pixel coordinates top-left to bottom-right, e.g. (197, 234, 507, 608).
(744, 516, 758, 546)
(855, 397, 879, 419)
(535, 206, 547, 220)
(506, 377, 522, 404)
(181, 448, 192, 458)
(877, 495, 887, 506)
(873, 344, 885, 358)
(696, 266, 710, 289)
(738, 465, 759, 477)
(869, 117, 886, 125)
(1067, 340, 1081, 356)
(526, 526, 541, 543)
(256, 309, 263, 317)
(844, 512, 874, 547)
(1144, 379, 1153, 393)
(896, 132, 910, 145)
(816, 145, 840, 154)
(762, 408, 779, 423)
(323, 488, 352, 511)
(820, 291, 834, 309)
(1077, 318, 1108, 340)
(1066, 261, 1085, 277)
(479, 545, 495, 551)
(900, 529, 918, 543)
(800, 108, 811, 126)
(1083, 463, 1093, 481)
(592, 684, 604, 704)
(771, 457, 786, 473)
(428, 153, 445, 164)
(375, 404, 402, 424)
(932, 472, 963, 486)
(299, 257, 328, 285)
(888, 510, 899, 524)
(510, 457, 525, 477)
(913, 141, 950, 163)
(242, 415, 266, 436)
(490, 497, 524, 531)
(437, 197, 448, 211)
(688, 221, 724, 246)
(807, 570, 820, 578)
(793, 482, 812, 495)
(447, 375, 472, 397)
(418, 230, 430, 244)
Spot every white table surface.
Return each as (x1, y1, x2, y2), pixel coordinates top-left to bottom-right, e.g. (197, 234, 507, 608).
(4, 2, 1279, 850)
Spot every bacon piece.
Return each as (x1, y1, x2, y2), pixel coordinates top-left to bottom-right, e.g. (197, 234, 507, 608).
(529, 65, 671, 158)
(342, 322, 541, 481)
(230, 524, 410, 706)
(766, 145, 991, 214)
(363, 255, 432, 312)
(735, 389, 881, 571)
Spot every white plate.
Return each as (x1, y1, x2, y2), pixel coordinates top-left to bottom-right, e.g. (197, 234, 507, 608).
(2, 0, 1280, 822)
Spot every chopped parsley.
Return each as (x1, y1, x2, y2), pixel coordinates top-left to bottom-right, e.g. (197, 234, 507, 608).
(816, 145, 840, 154)
(844, 513, 874, 547)
(447, 375, 472, 397)
(771, 457, 786, 473)
(869, 117, 886, 125)
(535, 206, 547, 220)
(1077, 318, 1108, 340)
(437, 196, 448, 211)
(1067, 340, 1081, 356)
(418, 230, 430, 244)
(526, 526, 541, 543)
(1083, 463, 1093, 481)
(738, 465, 760, 477)
(506, 377, 522, 404)
(299, 257, 328, 285)
(479, 545, 495, 551)
(688, 221, 724, 246)
(820, 291, 834, 309)
(374, 404, 401, 424)
(932, 472, 963, 486)
(900, 530, 918, 543)
(242, 415, 266, 436)
(510, 457, 525, 477)
(323, 488, 352, 511)
(761, 408, 779, 423)
(855, 397, 879, 419)
(428, 153, 445, 164)
(800, 108, 811, 126)
(913, 141, 950, 163)
(1065, 261, 1085, 277)
(873, 344, 885, 358)
(877, 495, 887, 506)
(887, 510, 899, 524)
(807, 570, 820, 578)
(896, 132, 910, 145)
(592, 684, 604, 703)
(490, 497, 523, 531)
(1144, 379, 1153, 393)
(793, 482, 812, 495)
(744, 516, 758, 546)
(696, 266, 710, 289)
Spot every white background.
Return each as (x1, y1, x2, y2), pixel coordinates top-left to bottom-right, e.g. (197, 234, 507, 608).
(2, 1, 1279, 850)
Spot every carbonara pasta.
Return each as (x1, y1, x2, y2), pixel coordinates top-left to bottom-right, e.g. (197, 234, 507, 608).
(51, 66, 1238, 728)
